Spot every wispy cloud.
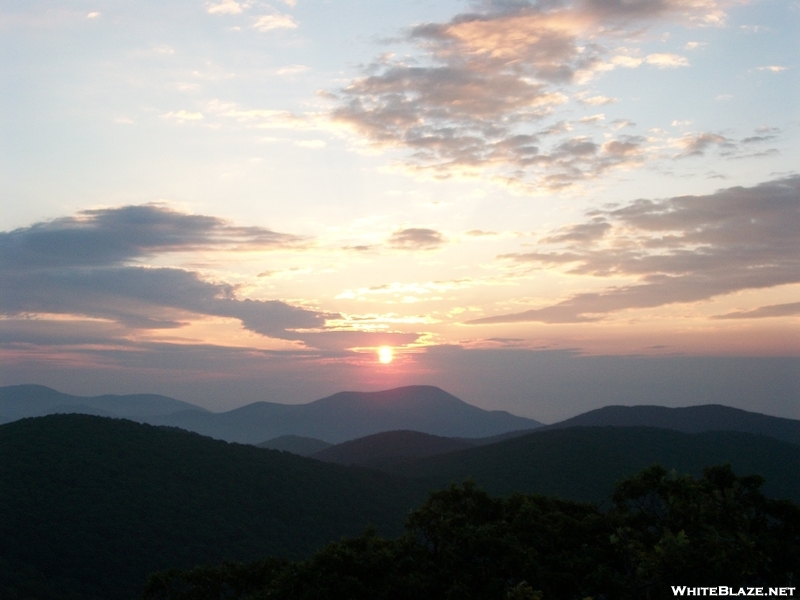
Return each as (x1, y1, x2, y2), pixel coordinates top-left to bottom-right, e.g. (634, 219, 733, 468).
(467, 175, 800, 324)
(163, 110, 204, 122)
(207, 0, 246, 15)
(712, 302, 800, 320)
(388, 228, 445, 250)
(329, 0, 727, 190)
(644, 53, 690, 68)
(672, 132, 734, 157)
(253, 13, 297, 31)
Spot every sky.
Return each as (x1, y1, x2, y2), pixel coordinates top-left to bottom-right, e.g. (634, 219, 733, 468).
(1, 0, 798, 422)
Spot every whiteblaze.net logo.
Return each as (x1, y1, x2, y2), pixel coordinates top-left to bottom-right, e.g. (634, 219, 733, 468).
(672, 587, 796, 597)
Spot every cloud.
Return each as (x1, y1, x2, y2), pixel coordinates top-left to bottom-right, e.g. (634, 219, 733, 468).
(329, 0, 724, 189)
(712, 302, 800, 320)
(275, 64, 309, 76)
(2, 267, 331, 337)
(464, 229, 498, 237)
(576, 94, 617, 105)
(207, 100, 317, 130)
(467, 175, 800, 324)
(644, 53, 689, 68)
(294, 139, 326, 149)
(86, 12, 100, 19)
(388, 228, 445, 250)
(757, 65, 787, 72)
(163, 110, 204, 122)
(207, 0, 246, 15)
(0, 205, 327, 340)
(253, 13, 297, 31)
(0, 203, 303, 269)
(673, 132, 735, 157)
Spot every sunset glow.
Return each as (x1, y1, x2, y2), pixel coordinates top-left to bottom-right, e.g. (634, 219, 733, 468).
(378, 347, 394, 365)
(0, 0, 797, 421)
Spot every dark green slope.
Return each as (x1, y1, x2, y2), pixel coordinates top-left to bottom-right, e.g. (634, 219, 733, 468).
(0, 415, 427, 600)
(310, 430, 475, 467)
(257, 434, 333, 455)
(383, 426, 800, 503)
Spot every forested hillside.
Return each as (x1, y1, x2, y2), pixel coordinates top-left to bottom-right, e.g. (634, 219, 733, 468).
(0, 415, 426, 600)
(4, 415, 800, 600)
(146, 466, 800, 600)
(382, 426, 800, 502)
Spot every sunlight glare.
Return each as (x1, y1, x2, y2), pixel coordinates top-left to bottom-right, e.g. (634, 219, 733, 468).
(378, 346, 393, 364)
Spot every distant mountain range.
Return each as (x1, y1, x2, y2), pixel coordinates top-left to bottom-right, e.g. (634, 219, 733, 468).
(4, 384, 800, 447)
(0, 384, 205, 423)
(0, 384, 542, 444)
(542, 404, 800, 446)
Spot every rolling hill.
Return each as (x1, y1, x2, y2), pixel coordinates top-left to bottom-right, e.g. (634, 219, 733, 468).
(0, 384, 206, 424)
(381, 426, 800, 503)
(0, 384, 542, 444)
(3, 414, 800, 599)
(545, 404, 800, 445)
(0, 414, 427, 600)
(311, 430, 475, 467)
(257, 434, 333, 455)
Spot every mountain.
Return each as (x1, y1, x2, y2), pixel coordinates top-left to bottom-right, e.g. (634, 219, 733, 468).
(0, 384, 205, 424)
(311, 430, 475, 467)
(4, 414, 800, 599)
(381, 426, 800, 503)
(257, 434, 333, 455)
(0, 384, 540, 444)
(0, 414, 427, 600)
(150, 385, 542, 444)
(546, 404, 800, 445)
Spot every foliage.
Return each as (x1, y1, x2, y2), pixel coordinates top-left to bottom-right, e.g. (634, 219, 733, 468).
(609, 464, 800, 597)
(144, 465, 800, 600)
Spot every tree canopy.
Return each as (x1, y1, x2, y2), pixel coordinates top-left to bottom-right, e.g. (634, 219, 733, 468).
(144, 464, 800, 600)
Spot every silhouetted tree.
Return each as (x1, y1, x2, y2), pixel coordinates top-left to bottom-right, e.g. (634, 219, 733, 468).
(143, 465, 800, 600)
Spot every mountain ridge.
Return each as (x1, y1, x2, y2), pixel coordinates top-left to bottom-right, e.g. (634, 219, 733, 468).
(0, 384, 542, 444)
(0, 384, 207, 423)
(543, 403, 800, 446)
(380, 426, 800, 503)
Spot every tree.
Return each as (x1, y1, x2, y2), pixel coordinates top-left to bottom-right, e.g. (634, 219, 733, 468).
(610, 464, 800, 598)
(143, 465, 800, 600)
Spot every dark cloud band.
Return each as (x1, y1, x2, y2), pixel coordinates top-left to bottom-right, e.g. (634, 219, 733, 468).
(468, 175, 800, 324)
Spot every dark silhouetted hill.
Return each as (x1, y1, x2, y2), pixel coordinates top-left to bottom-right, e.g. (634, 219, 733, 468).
(311, 430, 475, 467)
(382, 426, 800, 503)
(546, 404, 800, 445)
(4, 415, 800, 599)
(257, 434, 332, 455)
(0, 414, 426, 600)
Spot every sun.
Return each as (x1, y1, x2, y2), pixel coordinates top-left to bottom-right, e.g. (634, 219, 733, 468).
(378, 346, 393, 364)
